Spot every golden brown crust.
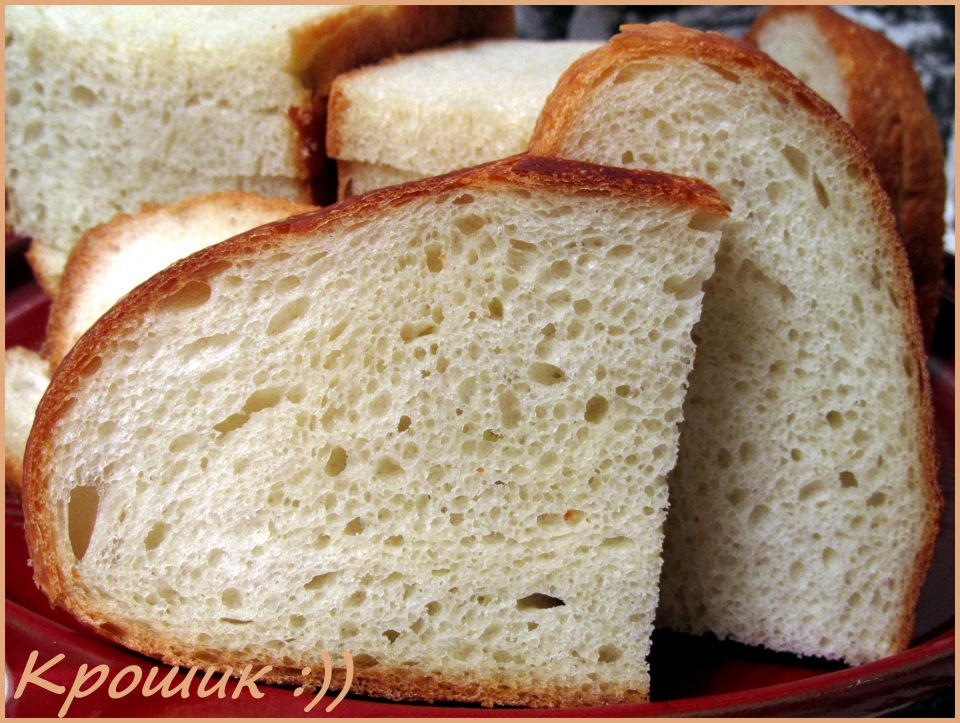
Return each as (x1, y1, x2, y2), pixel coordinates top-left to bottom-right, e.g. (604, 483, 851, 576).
(23, 152, 723, 708)
(42, 191, 315, 372)
(745, 6, 947, 346)
(528, 22, 941, 657)
(289, 5, 515, 204)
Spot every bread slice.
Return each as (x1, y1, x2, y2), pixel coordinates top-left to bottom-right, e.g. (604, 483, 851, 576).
(23, 154, 728, 707)
(43, 192, 316, 371)
(745, 6, 947, 346)
(327, 39, 600, 199)
(5, 5, 514, 294)
(5, 346, 51, 497)
(528, 23, 940, 666)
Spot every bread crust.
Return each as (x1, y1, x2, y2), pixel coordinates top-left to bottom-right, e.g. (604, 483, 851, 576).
(529, 22, 940, 660)
(745, 6, 947, 346)
(42, 191, 316, 372)
(23, 153, 727, 708)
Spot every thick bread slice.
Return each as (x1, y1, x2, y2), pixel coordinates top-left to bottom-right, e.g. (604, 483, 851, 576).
(5, 347, 51, 497)
(5, 5, 514, 294)
(23, 154, 728, 708)
(327, 40, 600, 199)
(745, 6, 947, 346)
(528, 24, 940, 666)
(44, 192, 316, 371)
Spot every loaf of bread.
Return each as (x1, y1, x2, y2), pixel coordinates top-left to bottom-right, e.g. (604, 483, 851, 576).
(4, 346, 50, 496)
(43, 192, 315, 371)
(529, 23, 940, 666)
(23, 154, 728, 707)
(327, 39, 600, 199)
(5, 5, 514, 294)
(745, 6, 947, 345)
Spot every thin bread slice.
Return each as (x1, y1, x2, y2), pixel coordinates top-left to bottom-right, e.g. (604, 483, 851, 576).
(528, 23, 940, 665)
(23, 154, 728, 708)
(327, 39, 600, 199)
(5, 5, 514, 294)
(43, 192, 316, 371)
(5, 346, 51, 497)
(745, 5, 947, 345)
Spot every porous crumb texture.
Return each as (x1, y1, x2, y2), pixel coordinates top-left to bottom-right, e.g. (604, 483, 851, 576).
(746, 6, 948, 347)
(44, 192, 315, 371)
(329, 40, 601, 194)
(530, 36, 936, 665)
(34, 167, 723, 706)
(3, 5, 334, 286)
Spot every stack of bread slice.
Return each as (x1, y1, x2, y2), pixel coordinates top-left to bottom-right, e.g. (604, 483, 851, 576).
(8, 10, 945, 712)
(327, 39, 599, 199)
(4, 5, 513, 294)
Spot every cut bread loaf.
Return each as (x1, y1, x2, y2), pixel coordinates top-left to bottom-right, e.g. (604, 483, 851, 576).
(5, 347, 51, 497)
(43, 192, 316, 371)
(23, 154, 728, 707)
(5, 5, 514, 294)
(327, 39, 600, 199)
(528, 23, 940, 666)
(745, 6, 947, 346)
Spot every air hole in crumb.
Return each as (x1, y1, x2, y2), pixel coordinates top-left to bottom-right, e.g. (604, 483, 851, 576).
(584, 395, 609, 423)
(866, 492, 887, 507)
(383, 629, 401, 643)
(68, 485, 100, 561)
(424, 244, 444, 272)
(243, 387, 282, 415)
(305, 572, 338, 591)
(528, 362, 566, 386)
(77, 355, 102, 378)
(400, 321, 437, 343)
(214, 413, 249, 435)
(454, 213, 485, 235)
(155, 279, 212, 312)
(266, 297, 309, 335)
(747, 504, 770, 526)
(353, 654, 380, 669)
(517, 593, 565, 610)
(398, 415, 412, 433)
(598, 644, 622, 663)
(781, 145, 810, 178)
(812, 172, 830, 208)
(704, 62, 741, 83)
(344, 517, 364, 535)
(487, 297, 503, 320)
(144, 521, 170, 551)
(325, 446, 348, 476)
(221, 588, 242, 609)
(376, 457, 403, 476)
(839, 471, 859, 488)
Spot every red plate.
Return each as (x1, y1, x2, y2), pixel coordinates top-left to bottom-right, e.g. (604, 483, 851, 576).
(5, 280, 954, 717)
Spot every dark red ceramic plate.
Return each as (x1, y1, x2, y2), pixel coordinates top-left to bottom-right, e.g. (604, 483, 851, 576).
(5, 280, 954, 717)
